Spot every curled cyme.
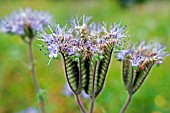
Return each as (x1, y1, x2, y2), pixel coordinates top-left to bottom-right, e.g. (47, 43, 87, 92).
(116, 41, 169, 67)
(38, 15, 128, 63)
(38, 15, 128, 113)
(0, 8, 51, 37)
(117, 41, 169, 113)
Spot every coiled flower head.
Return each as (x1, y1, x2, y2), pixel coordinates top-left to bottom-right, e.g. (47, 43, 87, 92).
(116, 41, 169, 67)
(38, 15, 129, 97)
(38, 15, 128, 63)
(118, 41, 169, 95)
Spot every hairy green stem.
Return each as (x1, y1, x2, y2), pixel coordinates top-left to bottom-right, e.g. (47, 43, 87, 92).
(75, 94, 87, 113)
(121, 94, 132, 113)
(28, 38, 46, 113)
(121, 67, 134, 113)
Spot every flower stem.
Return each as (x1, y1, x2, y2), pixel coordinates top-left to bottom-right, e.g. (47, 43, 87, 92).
(121, 67, 134, 113)
(89, 98, 95, 113)
(120, 94, 132, 113)
(89, 62, 97, 113)
(75, 94, 87, 113)
(28, 38, 46, 113)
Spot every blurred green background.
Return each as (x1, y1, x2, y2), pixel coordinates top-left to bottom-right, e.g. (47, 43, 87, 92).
(0, 0, 170, 113)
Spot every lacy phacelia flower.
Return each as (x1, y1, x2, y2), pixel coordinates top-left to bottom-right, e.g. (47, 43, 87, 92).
(38, 16, 129, 98)
(0, 8, 51, 36)
(38, 15, 128, 62)
(116, 41, 169, 67)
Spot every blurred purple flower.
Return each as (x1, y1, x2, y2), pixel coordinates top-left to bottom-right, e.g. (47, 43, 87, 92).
(62, 83, 89, 99)
(0, 8, 51, 36)
(18, 107, 39, 113)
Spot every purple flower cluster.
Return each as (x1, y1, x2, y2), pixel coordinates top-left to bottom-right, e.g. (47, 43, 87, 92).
(0, 8, 51, 36)
(116, 41, 169, 66)
(38, 15, 128, 63)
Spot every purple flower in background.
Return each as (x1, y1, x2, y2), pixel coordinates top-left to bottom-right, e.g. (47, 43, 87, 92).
(18, 107, 39, 113)
(62, 83, 89, 99)
(0, 8, 52, 112)
(0, 8, 51, 36)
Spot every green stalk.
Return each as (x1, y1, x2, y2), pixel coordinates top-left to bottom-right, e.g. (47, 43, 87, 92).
(28, 37, 46, 113)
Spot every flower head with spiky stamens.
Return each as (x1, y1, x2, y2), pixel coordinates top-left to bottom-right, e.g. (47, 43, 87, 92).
(38, 15, 129, 100)
(116, 41, 169, 67)
(0, 8, 51, 37)
(38, 15, 128, 64)
(118, 41, 169, 113)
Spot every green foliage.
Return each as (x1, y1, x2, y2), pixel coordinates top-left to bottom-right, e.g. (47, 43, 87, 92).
(36, 89, 47, 102)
